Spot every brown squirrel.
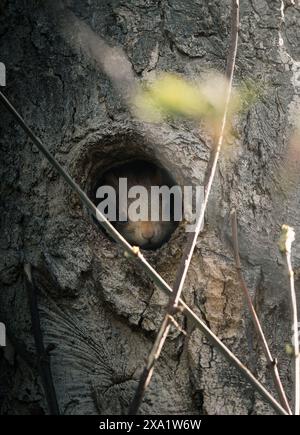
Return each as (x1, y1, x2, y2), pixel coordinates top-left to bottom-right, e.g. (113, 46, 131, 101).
(97, 160, 179, 249)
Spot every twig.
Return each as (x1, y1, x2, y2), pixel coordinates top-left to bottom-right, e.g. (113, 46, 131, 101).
(231, 210, 292, 414)
(129, 0, 240, 415)
(0, 89, 289, 415)
(24, 263, 60, 415)
(280, 225, 299, 415)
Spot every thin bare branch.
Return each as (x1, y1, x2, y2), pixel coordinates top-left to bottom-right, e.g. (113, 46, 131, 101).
(128, 0, 240, 415)
(281, 225, 299, 415)
(231, 210, 292, 414)
(24, 263, 60, 415)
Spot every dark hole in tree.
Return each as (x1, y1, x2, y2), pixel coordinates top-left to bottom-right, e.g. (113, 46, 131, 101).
(90, 159, 181, 250)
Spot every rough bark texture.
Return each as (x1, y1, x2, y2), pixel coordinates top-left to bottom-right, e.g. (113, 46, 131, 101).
(0, 0, 300, 415)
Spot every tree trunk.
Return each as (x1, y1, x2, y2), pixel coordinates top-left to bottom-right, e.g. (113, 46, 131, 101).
(0, 0, 299, 415)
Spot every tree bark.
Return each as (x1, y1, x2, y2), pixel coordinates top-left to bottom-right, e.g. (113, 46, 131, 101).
(0, 0, 299, 415)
